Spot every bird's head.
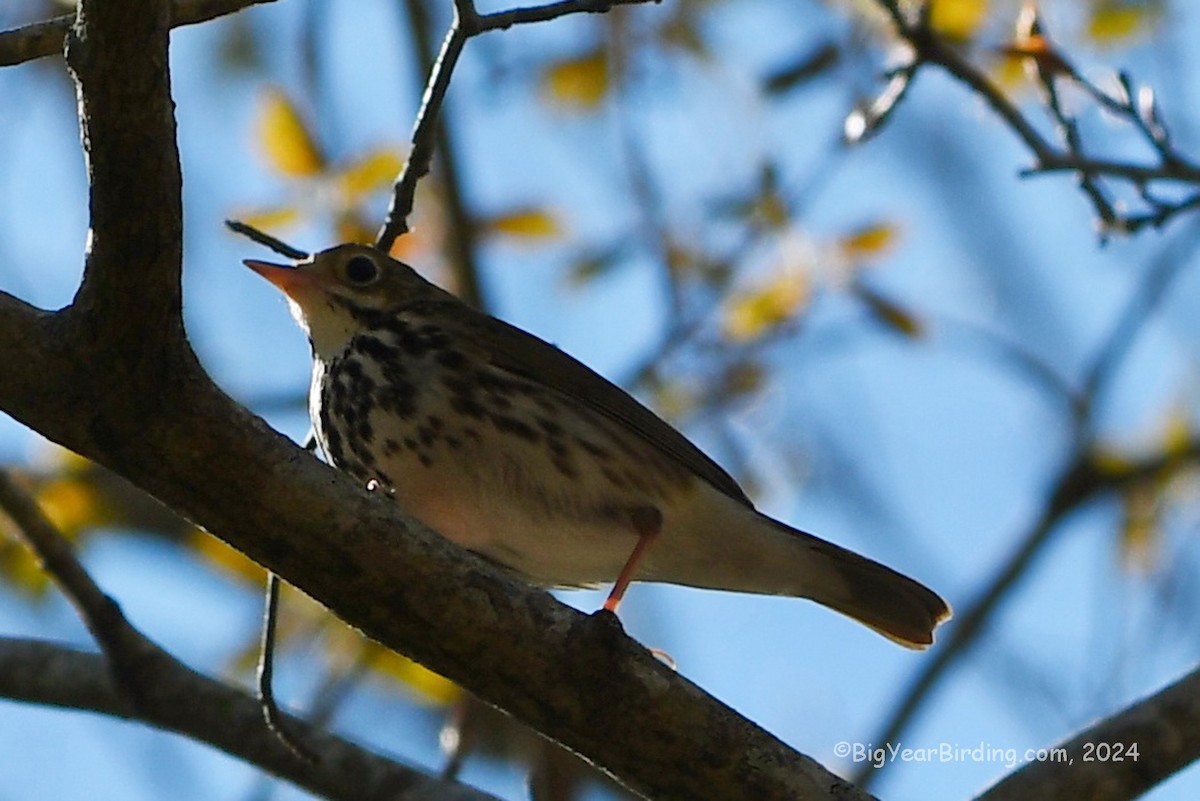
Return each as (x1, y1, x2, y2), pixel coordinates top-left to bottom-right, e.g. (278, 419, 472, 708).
(245, 243, 445, 359)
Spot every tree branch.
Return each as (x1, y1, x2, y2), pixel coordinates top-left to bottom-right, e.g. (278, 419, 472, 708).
(0, 3, 874, 800)
(0, 462, 499, 801)
(0, 637, 502, 801)
(862, 1, 1200, 233)
(64, 0, 189, 392)
(397, 0, 486, 310)
(0, 0, 276, 67)
(375, 0, 660, 253)
(976, 665, 1200, 801)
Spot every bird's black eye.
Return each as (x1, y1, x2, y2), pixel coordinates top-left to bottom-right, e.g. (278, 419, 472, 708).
(345, 255, 380, 286)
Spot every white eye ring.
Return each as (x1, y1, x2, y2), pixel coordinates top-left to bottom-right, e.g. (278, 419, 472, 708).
(345, 255, 380, 285)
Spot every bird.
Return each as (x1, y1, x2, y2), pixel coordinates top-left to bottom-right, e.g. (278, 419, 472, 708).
(245, 243, 950, 647)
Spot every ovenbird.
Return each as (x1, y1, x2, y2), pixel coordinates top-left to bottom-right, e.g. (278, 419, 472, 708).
(246, 244, 950, 647)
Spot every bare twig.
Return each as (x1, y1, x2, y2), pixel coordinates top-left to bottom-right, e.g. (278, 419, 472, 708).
(396, 0, 486, 310)
(0, 467, 504, 798)
(257, 572, 317, 762)
(375, 1, 468, 254)
(862, 1, 1200, 233)
(0, 0, 276, 67)
(226, 219, 310, 260)
(375, 0, 661, 254)
(853, 453, 1099, 788)
(473, 0, 658, 33)
(1080, 221, 1200, 412)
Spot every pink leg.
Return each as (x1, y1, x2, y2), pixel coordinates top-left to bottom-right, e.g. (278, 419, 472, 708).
(603, 507, 662, 613)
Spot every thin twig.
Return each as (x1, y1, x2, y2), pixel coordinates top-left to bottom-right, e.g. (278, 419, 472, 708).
(375, 3, 468, 254)
(258, 572, 317, 762)
(226, 220, 310, 260)
(396, 0, 486, 309)
(375, 0, 661, 254)
(473, 0, 659, 33)
(865, 1, 1200, 232)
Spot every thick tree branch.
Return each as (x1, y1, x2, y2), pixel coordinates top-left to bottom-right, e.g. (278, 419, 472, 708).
(65, 0, 185, 361)
(0, 637, 501, 801)
(975, 665, 1200, 801)
(0, 0, 276, 67)
(0, 4, 872, 800)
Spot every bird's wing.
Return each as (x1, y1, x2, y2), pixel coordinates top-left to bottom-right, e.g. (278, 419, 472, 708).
(413, 300, 752, 506)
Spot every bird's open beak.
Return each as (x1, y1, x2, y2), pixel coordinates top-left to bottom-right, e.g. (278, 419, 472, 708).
(244, 259, 312, 297)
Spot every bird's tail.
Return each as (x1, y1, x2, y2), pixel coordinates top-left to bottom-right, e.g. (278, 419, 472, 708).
(760, 515, 951, 648)
(659, 501, 951, 648)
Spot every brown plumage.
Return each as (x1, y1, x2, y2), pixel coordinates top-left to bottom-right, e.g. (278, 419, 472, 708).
(246, 244, 951, 647)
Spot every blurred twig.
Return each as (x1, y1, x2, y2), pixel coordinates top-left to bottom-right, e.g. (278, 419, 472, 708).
(0, 469, 155, 700)
(856, 436, 1200, 788)
(856, 224, 1200, 788)
(1080, 221, 1200, 412)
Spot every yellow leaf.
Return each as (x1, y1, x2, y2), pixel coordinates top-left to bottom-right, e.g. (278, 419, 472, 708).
(36, 478, 105, 536)
(651, 379, 696, 421)
(991, 49, 1032, 90)
(482, 208, 562, 240)
(258, 88, 325, 177)
(1119, 483, 1158, 573)
(722, 361, 766, 399)
(373, 650, 463, 706)
(541, 50, 609, 108)
(236, 206, 303, 232)
(1088, 2, 1153, 42)
(336, 213, 378, 245)
(840, 222, 899, 261)
(723, 273, 810, 343)
(388, 228, 430, 262)
(930, 0, 989, 41)
(1162, 410, 1192, 459)
(0, 533, 52, 597)
(338, 149, 404, 199)
(1090, 447, 1134, 476)
(190, 530, 266, 586)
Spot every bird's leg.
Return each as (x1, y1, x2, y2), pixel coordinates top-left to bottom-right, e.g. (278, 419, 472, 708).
(603, 506, 662, 613)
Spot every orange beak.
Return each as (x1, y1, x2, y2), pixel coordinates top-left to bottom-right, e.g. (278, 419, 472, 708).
(244, 259, 313, 299)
